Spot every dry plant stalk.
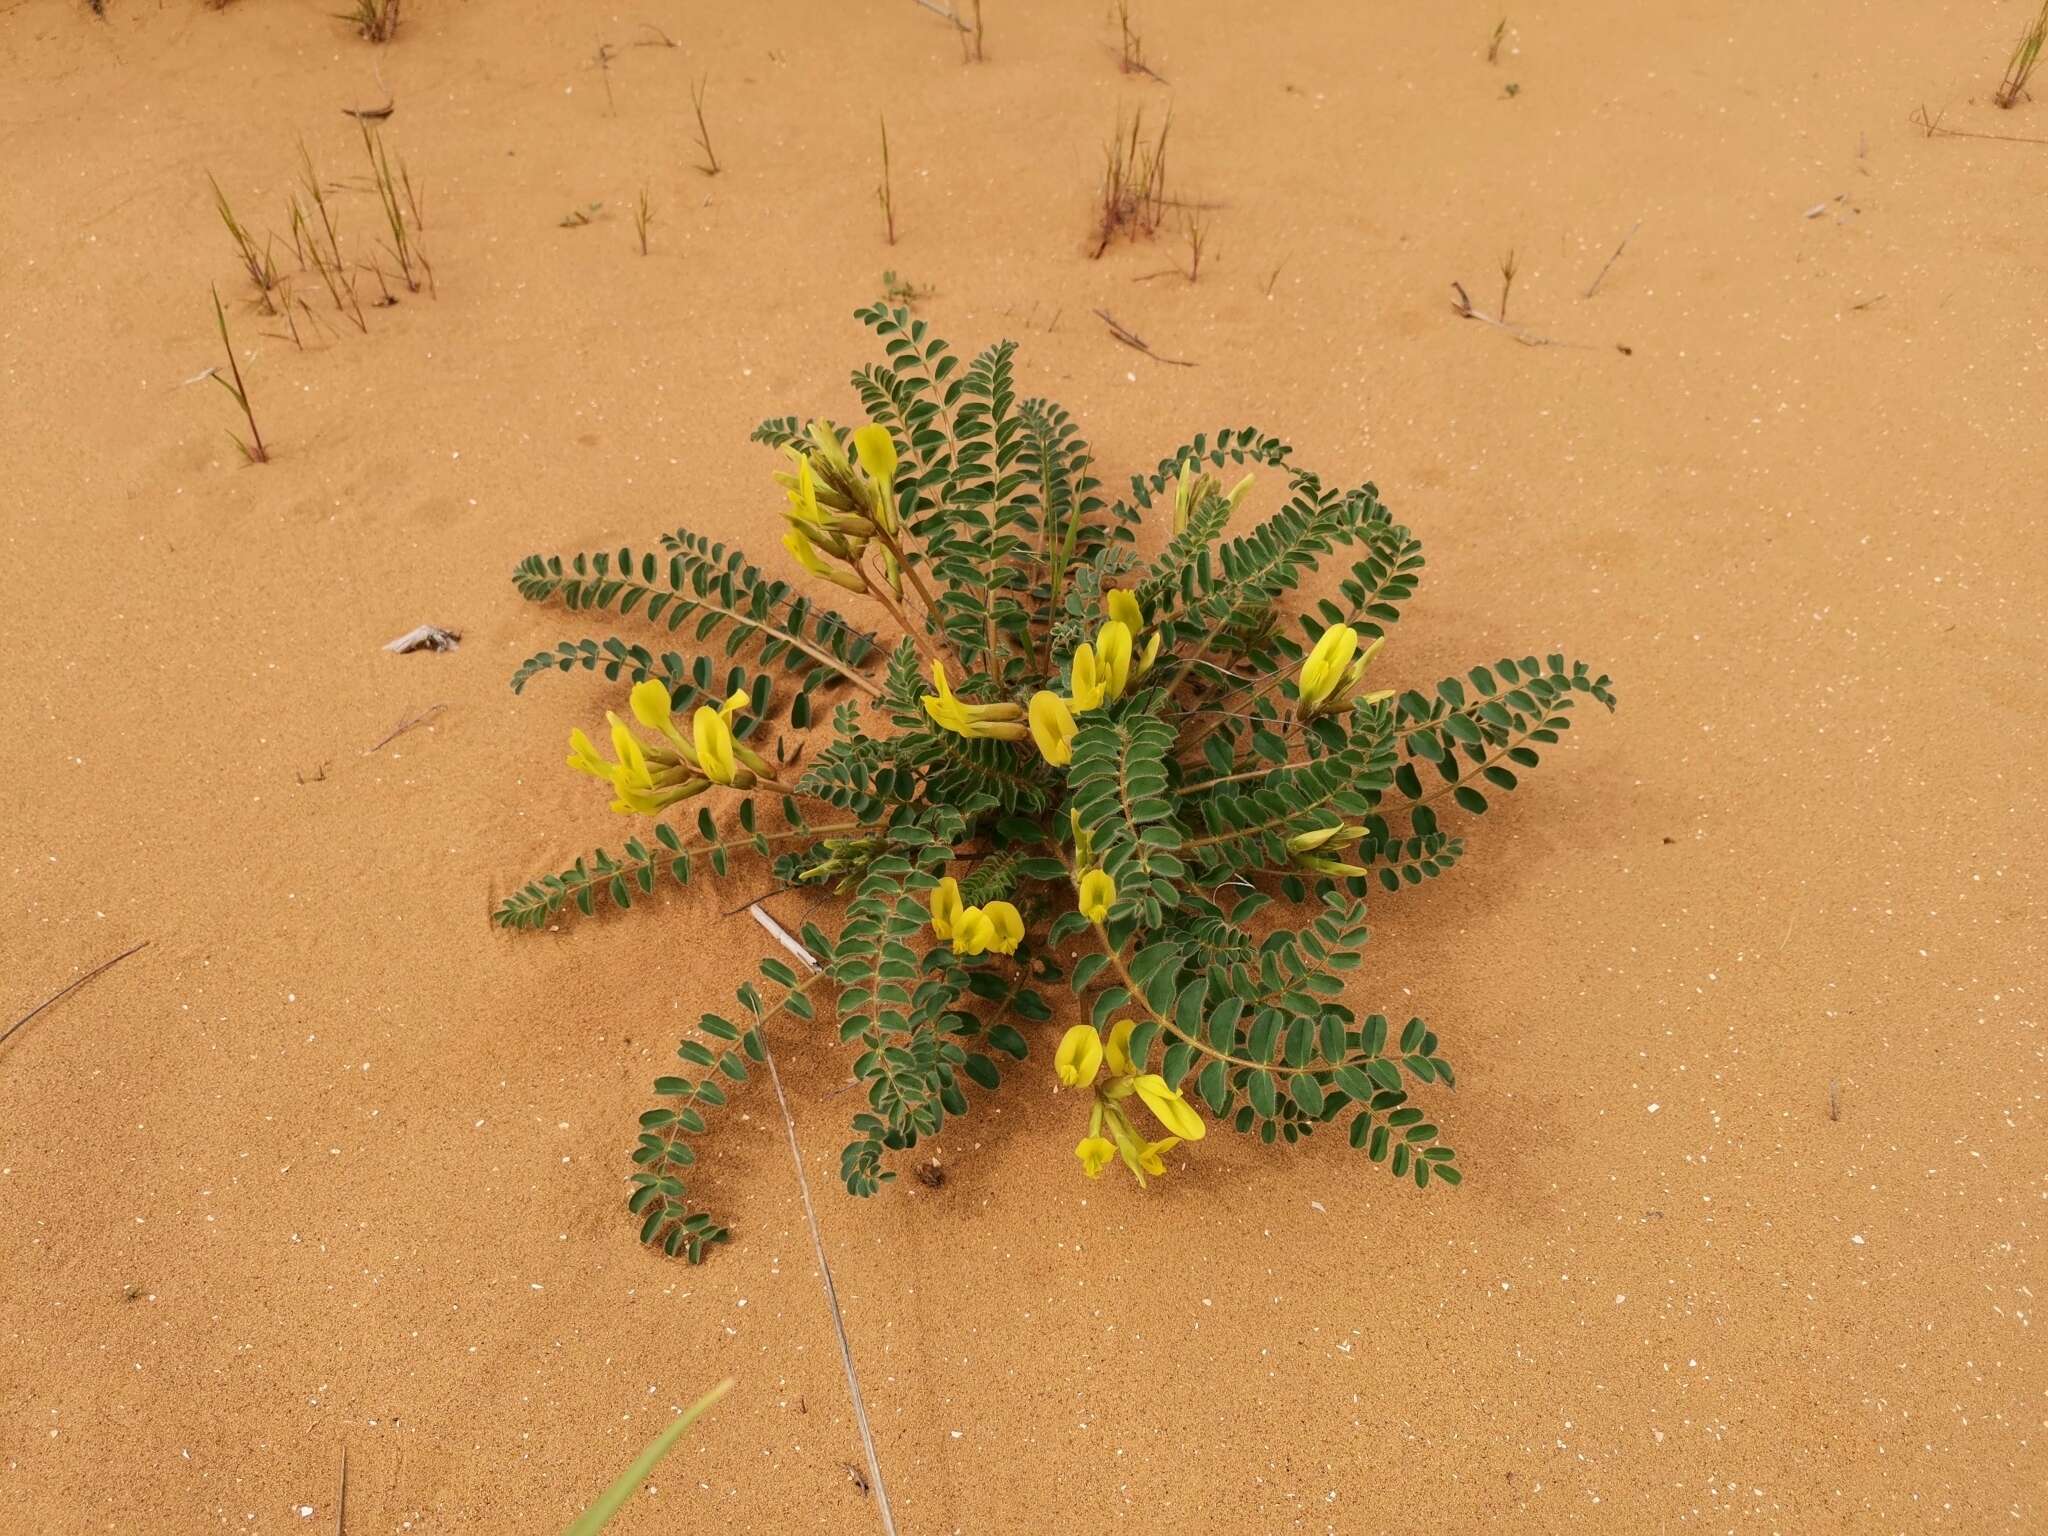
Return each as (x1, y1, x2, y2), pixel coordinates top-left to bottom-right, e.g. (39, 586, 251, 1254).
(1498, 248, 1518, 321)
(877, 115, 897, 244)
(1995, 0, 2048, 108)
(634, 186, 653, 255)
(209, 285, 268, 464)
(690, 76, 722, 176)
(1115, 0, 1153, 77)
(1091, 106, 1171, 258)
(1486, 17, 1507, 64)
(957, 0, 985, 63)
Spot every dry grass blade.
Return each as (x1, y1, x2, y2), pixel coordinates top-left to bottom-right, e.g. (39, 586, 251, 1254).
(633, 185, 653, 255)
(1995, 0, 2048, 108)
(209, 284, 269, 464)
(1583, 218, 1641, 298)
(1909, 101, 2048, 144)
(1114, 0, 1163, 80)
(1, 940, 151, 1056)
(877, 114, 896, 244)
(690, 75, 721, 176)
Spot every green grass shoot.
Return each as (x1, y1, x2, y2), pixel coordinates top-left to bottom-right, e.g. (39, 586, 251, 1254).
(209, 284, 268, 464)
(561, 1379, 732, 1535)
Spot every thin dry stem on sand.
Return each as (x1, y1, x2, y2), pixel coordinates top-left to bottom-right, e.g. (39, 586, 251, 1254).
(1091, 107, 1172, 257)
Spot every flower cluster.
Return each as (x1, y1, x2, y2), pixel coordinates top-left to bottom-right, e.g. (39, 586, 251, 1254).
(775, 420, 903, 594)
(927, 876, 1024, 957)
(568, 680, 774, 812)
(1055, 1017, 1206, 1185)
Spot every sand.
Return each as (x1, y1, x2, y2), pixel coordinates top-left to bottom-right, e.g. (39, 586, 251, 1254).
(3, 0, 2043, 1531)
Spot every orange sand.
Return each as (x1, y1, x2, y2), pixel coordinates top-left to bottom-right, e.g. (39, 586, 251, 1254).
(3, 1, 2043, 1531)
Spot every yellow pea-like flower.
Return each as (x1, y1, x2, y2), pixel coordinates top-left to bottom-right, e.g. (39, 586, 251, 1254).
(929, 876, 963, 940)
(1077, 869, 1116, 924)
(1105, 1018, 1139, 1077)
(1138, 1136, 1180, 1177)
(851, 424, 898, 532)
(1096, 620, 1133, 701)
(692, 702, 741, 785)
(784, 524, 865, 592)
(922, 661, 1027, 741)
(567, 726, 611, 780)
(1132, 1073, 1206, 1141)
(1296, 624, 1361, 715)
(952, 906, 996, 956)
(1068, 643, 1106, 713)
(1055, 1024, 1104, 1088)
(980, 900, 1025, 955)
(1136, 629, 1161, 679)
(1029, 690, 1078, 766)
(628, 678, 681, 742)
(1074, 1135, 1116, 1178)
(1105, 588, 1144, 635)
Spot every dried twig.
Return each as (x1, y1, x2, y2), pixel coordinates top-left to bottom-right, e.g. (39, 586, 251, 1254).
(748, 934, 899, 1536)
(2, 941, 152, 1054)
(1449, 281, 1595, 349)
(1910, 103, 2048, 145)
(365, 703, 445, 754)
(334, 1446, 347, 1536)
(1094, 307, 1195, 366)
(1583, 219, 1640, 299)
(1826, 1078, 1841, 1123)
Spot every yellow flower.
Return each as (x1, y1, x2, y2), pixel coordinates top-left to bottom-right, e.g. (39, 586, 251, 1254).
(953, 906, 996, 955)
(784, 524, 865, 592)
(1297, 624, 1360, 714)
(1287, 823, 1365, 854)
(1056, 1024, 1103, 1088)
(1074, 1135, 1116, 1178)
(1138, 1136, 1180, 1177)
(922, 661, 1027, 741)
(1106, 588, 1144, 635)
(567, 726, 611, 780)
(1136, 629, 1161, 679)
(1077, 869, 1116, 923)
(851, 424, 898, 531)
(1068, 643, 1106, 713)
(929, 876, 963, 939)
(1096, 620, 1133, 701)
(1029, 690, 1078, 766)
(1105, 1017, 1139, 1076)
(690, 689, 750, 787)
(1132, 1074, 1206, 1141)
(980, 900, 1024, 955)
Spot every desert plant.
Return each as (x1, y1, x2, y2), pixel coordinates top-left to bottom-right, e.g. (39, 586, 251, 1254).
(1091, 106, 1171, 257)
(360, 123, 430, 295)
(339, 0, 399, 43)
(207, 175, 278, 311)
(1995, 0, 2048, 107)
(498, 309, 1616, 1260)
(209, 285, 268, 464)
(562, 1379, 731, 1535)
(877, 115, 897, 244)
(690, 76, 721, 176)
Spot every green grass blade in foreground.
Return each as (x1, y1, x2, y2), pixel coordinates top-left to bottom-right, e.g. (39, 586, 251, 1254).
(563, 1378, 733, 1536)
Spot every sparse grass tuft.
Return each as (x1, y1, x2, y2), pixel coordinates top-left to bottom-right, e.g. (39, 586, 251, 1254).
(1995, 0, 2048, 108)
(209, 285, 268, 464)
(881, 269, 933, 308)
(338, 0, 399, 44)
(1179, 203, 1210, 282)
(634, 186, 653, 255)
(295, 142, 368, 332)
(1115, 0, 1153, 77)
(208, 174, 278, 311)
(877, 115, 897, 245)
(1091, 106, 1171, 258)
(690, 76, 722, 176)
(360, 123, 430, 295)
